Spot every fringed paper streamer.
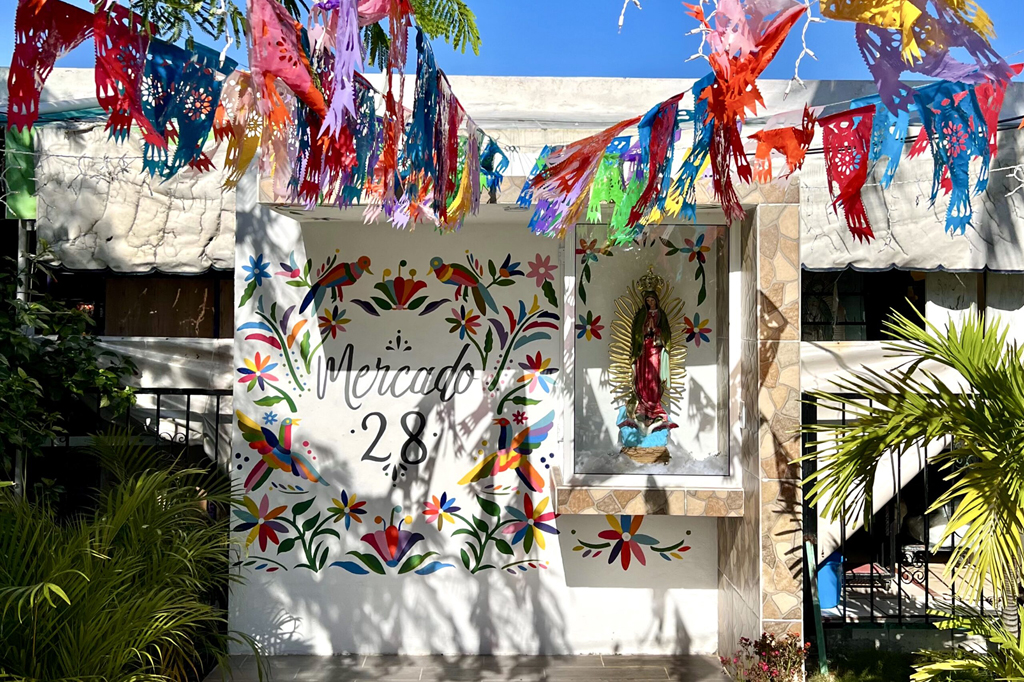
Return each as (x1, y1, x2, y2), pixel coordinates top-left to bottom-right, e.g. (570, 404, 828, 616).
(248, 0, 327, 128)
(340, 78, 381, 205)
(626, 95, 683, 230)
(7, 0, 94, 131)
(407, 29, 439, 182)
(689, 0, 807, 224)
(357, 0, 389, 24)
(748, 105, 816, 184)
(480, 137, 509, 195)
(222, 72, 264, 189)
(866, 102, 908, 189)
(528, 117, 639, 238)
(442, 124, 481, 230)
(670, 73, 716, 223)
(319, 0, 360, 139)
(518, 146, 554, 209)
(374, 0, 414, 214)
(586, 137, 630, 223)
(94, 4, 162, 146)
(913, 81, 990, 234)
(141, 40, 188, 176)
(434, 74, 464, 223)
(468, 120, 483, 213)
(853, 5, 1010, 115)
(821, 105, 876, 242)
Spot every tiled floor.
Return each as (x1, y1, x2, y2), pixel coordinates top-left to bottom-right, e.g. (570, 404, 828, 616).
(204, 655, 724, 682)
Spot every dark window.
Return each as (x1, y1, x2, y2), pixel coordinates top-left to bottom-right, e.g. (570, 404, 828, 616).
(44, 270, 233, 338)
(802, 269, 925, 341)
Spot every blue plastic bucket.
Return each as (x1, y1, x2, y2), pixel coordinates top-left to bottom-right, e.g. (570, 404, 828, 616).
(817, 552, 843, 610)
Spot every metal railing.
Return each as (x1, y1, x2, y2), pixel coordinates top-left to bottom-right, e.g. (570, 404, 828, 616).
(802, 392, 985, 628)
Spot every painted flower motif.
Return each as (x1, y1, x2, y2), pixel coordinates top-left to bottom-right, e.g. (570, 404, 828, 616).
(243, 254, 271, 286)
(681, 234, 711, 264)
(446, 305, 481, 340)
(422, 493, 461, 531)
(503, 494, 559, 553)
(276, 252, 302, 278)
(233, 495, 289, 552)
(525, 254, 556, 288)
(318, 305, 351, 339)
(512, 410, 528, 425)
(327, 490, 367, 531)
(237, 352, 279, 391)
(834, 147, 863, 176)
(263, 411, 278, 425)
(683, 314, 712, 347)
(518, 352, 554, 393)
(943, 121, 968, 158)
(362, 508, 424, 568)
(373, 262, 431, 310)
(598, 515, 658, 570)
(576, 239, 612, 265)
(575, 311, 604, 341)
(497, 254, 524, 279)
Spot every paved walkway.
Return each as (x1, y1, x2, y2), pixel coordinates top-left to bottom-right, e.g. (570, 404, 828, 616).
(204, 655, 724, 682)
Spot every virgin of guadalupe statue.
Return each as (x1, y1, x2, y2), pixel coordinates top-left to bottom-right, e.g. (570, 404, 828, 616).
(608, 268, 686, 461)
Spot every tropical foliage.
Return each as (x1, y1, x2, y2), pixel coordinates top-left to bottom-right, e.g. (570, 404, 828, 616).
(0, 432, 257, 682)
(804, 310, 1024, 680)
(0, 247, 135, 485)
(111, 0, 480, 60)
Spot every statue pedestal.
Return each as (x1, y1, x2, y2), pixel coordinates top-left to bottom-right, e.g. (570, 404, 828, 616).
(616, 406, 672, 464)
(621, 446, 670, 464)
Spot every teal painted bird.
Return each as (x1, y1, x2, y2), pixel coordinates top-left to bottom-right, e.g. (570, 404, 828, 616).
(300, 255, 372, 314)
(430, 256, 498, 314)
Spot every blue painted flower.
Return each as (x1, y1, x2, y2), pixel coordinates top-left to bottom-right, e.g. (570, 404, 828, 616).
(327, 490, 367, 531)
(243, 254, 270, 286)
(497, 254, 524, 279)
(263, 411, 278, 425)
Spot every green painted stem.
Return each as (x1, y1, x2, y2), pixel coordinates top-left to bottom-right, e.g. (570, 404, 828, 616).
(487, 311, 544, 392)
(496, 384, 527, 415)
(269, 384, 298, 413)
(256, 310, 305, 390)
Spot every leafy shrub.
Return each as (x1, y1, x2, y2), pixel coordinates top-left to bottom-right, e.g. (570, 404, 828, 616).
(0, 432, 259, 681)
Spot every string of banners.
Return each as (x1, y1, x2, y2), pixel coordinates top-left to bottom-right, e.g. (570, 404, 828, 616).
(5, 0, 1021, 240)
(6, 0, 509, 230)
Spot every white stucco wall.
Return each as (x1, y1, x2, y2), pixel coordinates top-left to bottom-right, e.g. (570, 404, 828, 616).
(230, 173, 722, 656)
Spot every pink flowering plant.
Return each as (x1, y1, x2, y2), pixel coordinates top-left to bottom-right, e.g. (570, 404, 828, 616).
(720, 633, 807, 682)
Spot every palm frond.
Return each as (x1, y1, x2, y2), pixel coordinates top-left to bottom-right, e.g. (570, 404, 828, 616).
(803, 309, 1024, 605)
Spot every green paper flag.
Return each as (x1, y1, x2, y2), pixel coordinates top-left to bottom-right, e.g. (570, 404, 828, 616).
(5, 127, 36, 220)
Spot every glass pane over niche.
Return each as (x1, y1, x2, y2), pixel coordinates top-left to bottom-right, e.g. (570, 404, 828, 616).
(572, 223, 728, 477)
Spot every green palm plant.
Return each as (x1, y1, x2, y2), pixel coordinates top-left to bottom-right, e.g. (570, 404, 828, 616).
(911, 604, 1024, 682)
(0, 431, 261, 682)
(804, 309, 1024, 611)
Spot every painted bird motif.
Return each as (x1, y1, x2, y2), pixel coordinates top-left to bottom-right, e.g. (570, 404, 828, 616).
(300, 255, 372, 314)
(430, 256, 498, 315)
(458, 411, 555, 492)
(236, 411, 328, 491)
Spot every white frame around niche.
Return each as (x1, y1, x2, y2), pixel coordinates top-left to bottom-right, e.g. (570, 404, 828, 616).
(559, 221, 746, 491)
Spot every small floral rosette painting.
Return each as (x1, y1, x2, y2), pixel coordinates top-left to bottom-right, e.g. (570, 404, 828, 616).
(570, 515, 692, 571)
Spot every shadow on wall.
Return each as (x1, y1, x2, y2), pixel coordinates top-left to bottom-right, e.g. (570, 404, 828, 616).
(228, 209, 717, 657)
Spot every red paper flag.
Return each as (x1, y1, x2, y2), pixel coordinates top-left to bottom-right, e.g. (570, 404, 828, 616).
(821, 105, 876, 242)
(94, 4, 163, 146)
(7, 0, 93, 131)
(248, 0, 327, 127)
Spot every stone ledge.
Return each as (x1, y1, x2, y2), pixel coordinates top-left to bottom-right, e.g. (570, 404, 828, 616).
(551, 468, 744, 517)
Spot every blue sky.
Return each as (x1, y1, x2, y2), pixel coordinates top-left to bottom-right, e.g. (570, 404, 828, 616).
(2, 0, 1023, 82)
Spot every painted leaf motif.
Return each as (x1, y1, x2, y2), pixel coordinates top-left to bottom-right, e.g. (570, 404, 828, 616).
(348, 551, 386, 575)
(510, 396, 542, 407)
(494, 539, 514, 556)
(292, 498, 315, 516)
(277, 537, 297, 554)
(239, 280, 258, 307)
(330, 560, 370, 575)
(541, 280, 558, 309)
(253, 396, 286, 407)
(460, 548, 471, 570)
(472, 516, 489, 533)
(477, 496, 501, 518)
(414, 561, 452, 575)
(398, 551, 436, 575)
(302, 512, 321, 533)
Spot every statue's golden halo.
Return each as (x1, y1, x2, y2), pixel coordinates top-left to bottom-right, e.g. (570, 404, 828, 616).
(607, 267, 688, 417)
